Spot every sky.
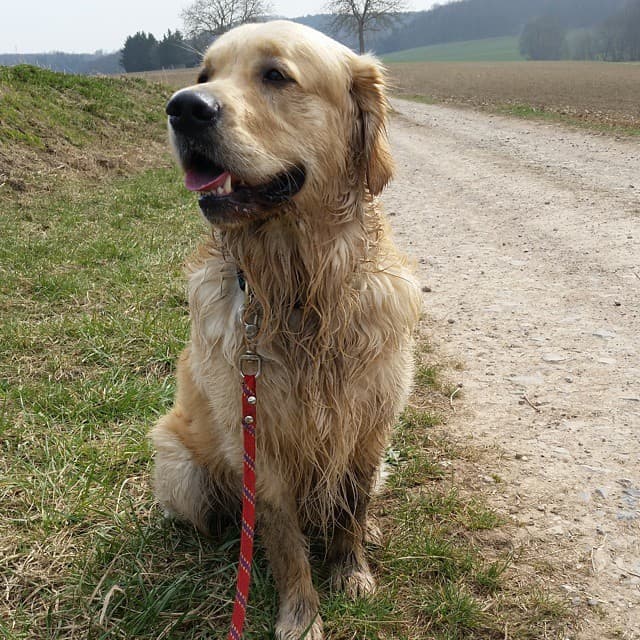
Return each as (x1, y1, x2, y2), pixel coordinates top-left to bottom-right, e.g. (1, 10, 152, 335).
(0, 0, 438, 54)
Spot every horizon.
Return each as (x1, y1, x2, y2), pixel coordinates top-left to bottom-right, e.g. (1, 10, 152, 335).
(1, 0, 435, 55)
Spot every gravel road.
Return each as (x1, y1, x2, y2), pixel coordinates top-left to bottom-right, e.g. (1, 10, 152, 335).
(385, 99, 640, 639)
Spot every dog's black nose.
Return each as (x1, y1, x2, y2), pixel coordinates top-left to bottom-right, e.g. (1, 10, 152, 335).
(166, 90, 220, 134)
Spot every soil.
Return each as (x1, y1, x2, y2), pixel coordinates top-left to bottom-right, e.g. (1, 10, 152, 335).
(385, 99, 640, 639)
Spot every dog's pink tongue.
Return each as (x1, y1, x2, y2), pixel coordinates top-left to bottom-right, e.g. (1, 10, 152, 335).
(184, 169, 228, 192)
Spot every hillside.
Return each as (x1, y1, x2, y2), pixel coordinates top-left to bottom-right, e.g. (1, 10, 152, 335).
(382, 36, 523, 62)
(0, 65, 169, 195)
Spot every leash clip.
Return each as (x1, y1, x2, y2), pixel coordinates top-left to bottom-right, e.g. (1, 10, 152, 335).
(239, 352, 261, 378)
(238, 274, 261, 377)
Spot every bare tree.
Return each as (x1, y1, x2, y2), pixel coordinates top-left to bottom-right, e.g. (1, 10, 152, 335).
(181, 0, 272, 40)
(326, 0, 406, 54)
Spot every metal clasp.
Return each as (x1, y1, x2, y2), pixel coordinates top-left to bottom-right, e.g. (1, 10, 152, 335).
(237, 271, 262, 377)
(244, 320, 259, 342)
(239, 353, 262, 377)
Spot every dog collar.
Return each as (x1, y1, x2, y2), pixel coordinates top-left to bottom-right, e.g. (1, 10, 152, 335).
(237, 269, 246, 292)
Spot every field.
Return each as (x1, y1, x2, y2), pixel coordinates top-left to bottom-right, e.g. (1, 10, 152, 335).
(389, 60, 640, 132)
(382, 37, 523, 63)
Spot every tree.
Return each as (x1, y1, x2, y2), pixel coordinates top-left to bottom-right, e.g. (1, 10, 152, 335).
(327, 0, 406, 53)
(156, 30, 199, 68)
(597, 0, 640, 61)
(120, 32, 158, 72)
(566, 28, 597, 60)
(519, 15, 567, 60)
(181, 0, 271, 40)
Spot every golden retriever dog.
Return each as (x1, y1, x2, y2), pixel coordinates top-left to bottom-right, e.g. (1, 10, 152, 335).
(151, 20, 420, 639)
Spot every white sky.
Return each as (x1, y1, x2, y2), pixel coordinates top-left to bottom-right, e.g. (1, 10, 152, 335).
(0, 1, 438, 54)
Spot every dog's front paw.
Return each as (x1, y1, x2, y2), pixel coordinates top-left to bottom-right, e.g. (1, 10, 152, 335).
(331, 557, 377, 599)
(275, 606, 323, 640)
(276, 614, 324, 640)
(161, 505, 178, 521)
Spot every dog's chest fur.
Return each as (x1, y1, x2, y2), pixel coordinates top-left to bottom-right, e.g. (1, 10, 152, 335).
(184, 234, 420, 517)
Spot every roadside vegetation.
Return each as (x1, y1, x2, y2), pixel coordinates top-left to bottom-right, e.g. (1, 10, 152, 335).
(1, 67, 572, 639)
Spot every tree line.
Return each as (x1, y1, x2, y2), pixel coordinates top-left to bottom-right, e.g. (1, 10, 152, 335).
(0, 51, 122, 75)
(4, 0, 640, 75)
(120, 31, 200, 72)
(519, 0, 640, 60)
(374, 0, 628, 54)
(120, 0, 407, 70)
(120, 0, 272, 72)
(117, 0, 640, 71)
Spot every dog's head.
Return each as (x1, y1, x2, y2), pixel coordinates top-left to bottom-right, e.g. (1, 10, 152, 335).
(166, 20, 393, 227)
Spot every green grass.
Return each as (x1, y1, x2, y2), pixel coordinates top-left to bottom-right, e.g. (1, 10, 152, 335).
(0, 165, 203, 638)
(382, 37, 523, 63)
(0, 68, 571, 639)
(0, 65, 170, 196)
(0, 65, 166, 151)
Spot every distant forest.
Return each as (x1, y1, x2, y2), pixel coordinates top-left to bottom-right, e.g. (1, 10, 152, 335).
(376, 0, 640, 60)
(375, 0, 628, 53)
(0, 51, 122, 75)
(1, 0, 638, 74)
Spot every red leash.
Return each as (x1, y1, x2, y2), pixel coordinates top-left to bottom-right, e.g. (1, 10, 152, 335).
(228, 368, 258, 640)
(228, 261, 262, 640)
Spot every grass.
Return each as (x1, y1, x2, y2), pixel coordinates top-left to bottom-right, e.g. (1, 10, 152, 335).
(382, 37, 523, 63)
(0, 65, 162, 148)
(1, 168, 569, 639)
(1, 67, 573, 639)
(493, 102, 640, 136)
(0, 65, 170, 194)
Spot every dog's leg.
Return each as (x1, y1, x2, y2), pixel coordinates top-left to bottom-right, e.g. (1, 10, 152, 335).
(327, 461, 379, 599)
(151, 348, 237, 536)
(259, 494, 323, 640)
(151, 410, 213, 533)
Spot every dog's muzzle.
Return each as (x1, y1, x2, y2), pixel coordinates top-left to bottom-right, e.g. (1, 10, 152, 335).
(165, 90, 306, 226)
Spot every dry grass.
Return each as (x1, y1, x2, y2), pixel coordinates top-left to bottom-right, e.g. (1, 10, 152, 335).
(125, 68, 201, 89)
(388, 61, 640, 132)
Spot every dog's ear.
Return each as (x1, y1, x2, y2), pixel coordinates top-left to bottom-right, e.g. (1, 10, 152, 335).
(350, 55, 394, 196)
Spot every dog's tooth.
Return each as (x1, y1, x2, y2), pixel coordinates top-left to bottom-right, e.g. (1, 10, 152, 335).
(217, 186, 224, 195)
(223, 174, 232, 194)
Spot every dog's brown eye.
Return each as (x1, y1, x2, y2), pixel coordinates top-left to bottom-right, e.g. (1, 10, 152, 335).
(197, 71, 209, 84)
(264, 69, 288, 83)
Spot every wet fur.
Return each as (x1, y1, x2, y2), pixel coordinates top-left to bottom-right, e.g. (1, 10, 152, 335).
(151, 21, 420, 639)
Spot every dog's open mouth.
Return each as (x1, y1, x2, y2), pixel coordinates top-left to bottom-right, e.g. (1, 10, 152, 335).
(182, 151, 305, 224)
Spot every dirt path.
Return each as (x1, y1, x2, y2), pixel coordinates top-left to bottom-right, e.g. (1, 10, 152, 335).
(385, 99, 640, 639)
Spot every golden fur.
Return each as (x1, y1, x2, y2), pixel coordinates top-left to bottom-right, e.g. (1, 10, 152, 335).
(151, 20, 420, 639)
